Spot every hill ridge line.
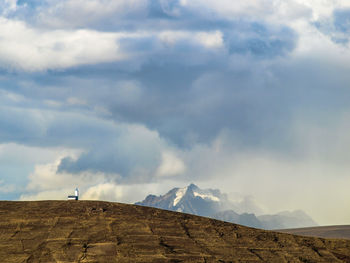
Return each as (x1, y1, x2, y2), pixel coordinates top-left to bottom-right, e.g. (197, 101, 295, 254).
(0, 200, 350, 262)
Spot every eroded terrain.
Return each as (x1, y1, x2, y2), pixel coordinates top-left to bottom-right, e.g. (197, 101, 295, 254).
(0, 201, 349, 262)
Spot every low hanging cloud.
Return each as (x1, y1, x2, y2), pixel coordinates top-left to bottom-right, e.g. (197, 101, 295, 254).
(19, 152, 186, 204)
(18, 112, 350, 225)
(0, 102, 185, 183)
(156, 151, 186, 177)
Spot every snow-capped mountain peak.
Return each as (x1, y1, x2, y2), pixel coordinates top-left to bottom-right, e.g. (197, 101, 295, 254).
(173, 186, 187, 206)
(135, 183, 318, 230)
(136, 183, 228, 217)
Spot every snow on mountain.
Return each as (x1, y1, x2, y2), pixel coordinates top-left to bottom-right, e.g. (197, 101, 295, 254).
(193, 191, 220, 202)
(135, 184, 317, 229)
(136, 183, 228, 216)
(173, 186, 187, 206)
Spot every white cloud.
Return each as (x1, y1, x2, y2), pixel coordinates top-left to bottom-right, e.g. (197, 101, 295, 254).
(195, 31, 224, 49)
(15, 116, 187, 200)
(20, 155, 118, 200)
(25, 156, 82, 192)
(19, 153, 186, 203)
(82, 182, 123, 201)
(0, 16, 226, 71)
(0, 17, 125, 71)
(156, 151, 186, 177)
(158, 30, 224, 49)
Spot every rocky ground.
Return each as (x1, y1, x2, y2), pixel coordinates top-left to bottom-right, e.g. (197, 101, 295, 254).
(0, 201, 350, 262)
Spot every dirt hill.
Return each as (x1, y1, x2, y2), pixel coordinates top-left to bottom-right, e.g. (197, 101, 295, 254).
(0, 201, 350, 263)
(278, 225, 350, 240)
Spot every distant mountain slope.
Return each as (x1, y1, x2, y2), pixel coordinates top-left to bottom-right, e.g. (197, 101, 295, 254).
(136, 183, 318, 230)
(212, 210, 263, 229)
(258, 210, 318, 229)
(278, 225, 350, 240)
(0, 201, 350, 262)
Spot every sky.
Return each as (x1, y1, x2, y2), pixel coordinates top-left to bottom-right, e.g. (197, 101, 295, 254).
(0, 0, 350, 225)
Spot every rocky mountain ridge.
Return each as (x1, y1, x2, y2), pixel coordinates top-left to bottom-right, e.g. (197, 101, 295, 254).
(136, 183, 317, 229)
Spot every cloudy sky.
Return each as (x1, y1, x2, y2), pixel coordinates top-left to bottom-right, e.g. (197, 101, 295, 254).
(1, 0, 350, 225)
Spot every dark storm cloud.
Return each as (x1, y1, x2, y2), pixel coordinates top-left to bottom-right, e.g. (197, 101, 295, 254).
(0, 17, 299, 179)
(1, 0, 344, 179)
(57, 137, 162, 181)
(0, 0, 298, 148)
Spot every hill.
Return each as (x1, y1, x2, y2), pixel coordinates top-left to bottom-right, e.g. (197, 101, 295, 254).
(278, 225, 350, 240)
(0, 201, 350, 262)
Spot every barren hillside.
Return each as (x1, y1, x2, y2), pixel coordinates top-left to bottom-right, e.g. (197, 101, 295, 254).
(278, 225, 350, 240)
(0, 201, 349, 262)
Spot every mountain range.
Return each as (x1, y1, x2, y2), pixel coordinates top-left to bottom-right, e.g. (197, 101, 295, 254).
(135, 183, 317, 230)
